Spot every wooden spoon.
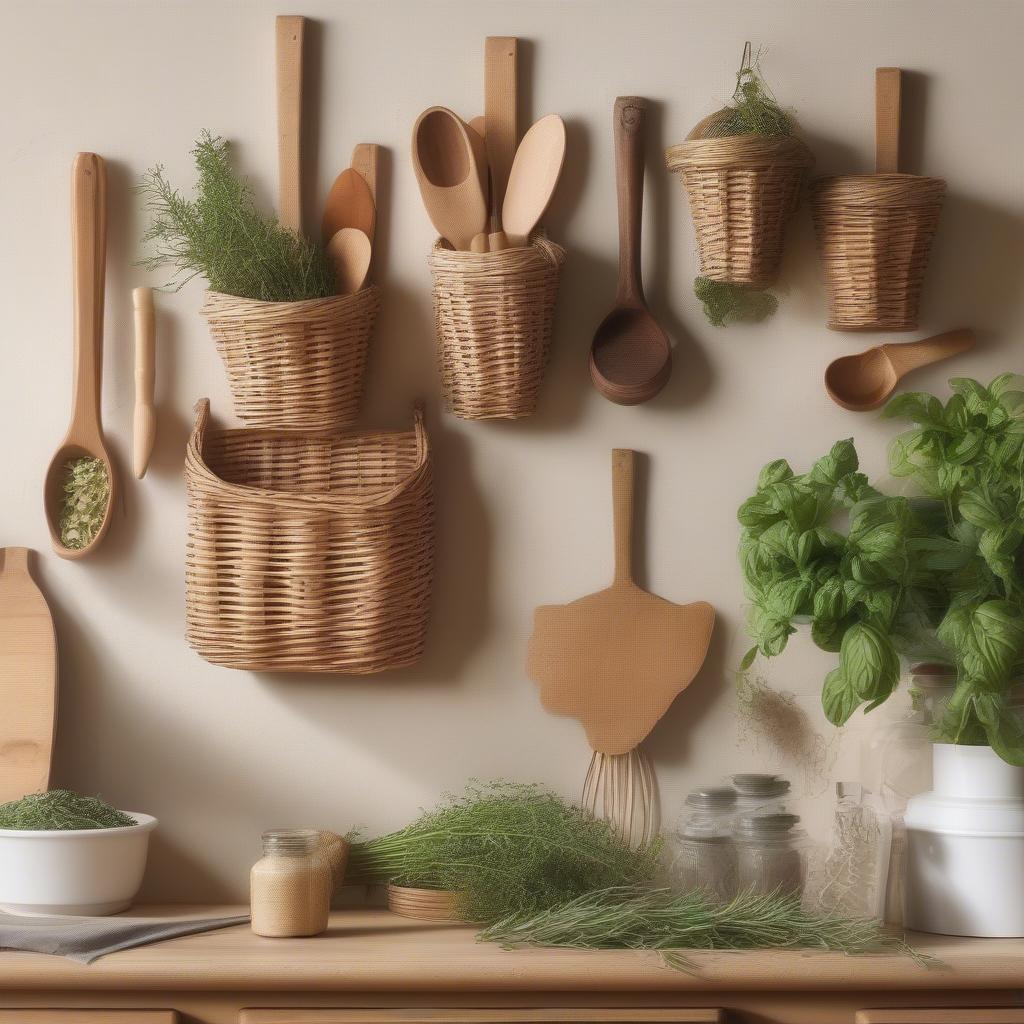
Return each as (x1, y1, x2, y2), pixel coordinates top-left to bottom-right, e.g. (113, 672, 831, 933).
(276, 15, 305, 234)
(44, 153, 116, 560)
(589, 98, 671, 405)
(411, 106, 488, 250)
(825, 329, 976, 411)
(327, 227, 372, 294)
(322, 168, 376, 245)
(503, 114, 566, 248)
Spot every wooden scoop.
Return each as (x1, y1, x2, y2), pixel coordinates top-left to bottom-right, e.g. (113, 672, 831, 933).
(527, 449, 715, 756)
(44, 153, 116, 560)
(0, 548, 57, 803)
(590, 98, 671, 405)
(411, 106, 488, 250)
(503, 114, 566, 248)
(825, 328, 976, 411)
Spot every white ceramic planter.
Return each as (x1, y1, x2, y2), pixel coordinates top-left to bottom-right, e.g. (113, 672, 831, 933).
(0, 812, 157, 916)
(904, 745, 1024, 937)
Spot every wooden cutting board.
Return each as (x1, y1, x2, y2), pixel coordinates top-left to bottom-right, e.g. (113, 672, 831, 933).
(527, 450, 714, 756)
(0, 548, 57, 802)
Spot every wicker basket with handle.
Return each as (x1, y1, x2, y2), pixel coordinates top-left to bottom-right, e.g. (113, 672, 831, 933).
(428, 235, 565, 420)
(811, 68, 945, 331)
(184, 399, 434, 674)
(201, 286, 381, 431)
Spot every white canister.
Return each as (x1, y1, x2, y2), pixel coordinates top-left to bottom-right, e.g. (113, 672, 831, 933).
(904, 744, 1024, 937)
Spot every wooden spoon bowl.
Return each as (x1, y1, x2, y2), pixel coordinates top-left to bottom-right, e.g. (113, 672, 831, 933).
(44, 153, 116, 560)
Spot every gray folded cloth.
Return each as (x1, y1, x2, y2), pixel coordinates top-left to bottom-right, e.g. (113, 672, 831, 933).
(0, 910, 249, 963)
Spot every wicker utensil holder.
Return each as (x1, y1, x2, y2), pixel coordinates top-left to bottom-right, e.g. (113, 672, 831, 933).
(665, 130, 813, 287)
(184, 399, 434, 674)
(811, 174, 946, 331)
(386, 884, 465, 922)
(428, 236, 565, 420)
(201, 286, 381, 431)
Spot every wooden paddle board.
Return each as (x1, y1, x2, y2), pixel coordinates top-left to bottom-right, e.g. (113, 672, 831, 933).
(0, 548, 57, 802)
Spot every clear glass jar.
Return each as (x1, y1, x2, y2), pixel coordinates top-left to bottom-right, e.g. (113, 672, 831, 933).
(250, 828, 331, 937)
(731, 773, 791, 816)
(671, 786, 737, 903)
(735, 812, 809, 898)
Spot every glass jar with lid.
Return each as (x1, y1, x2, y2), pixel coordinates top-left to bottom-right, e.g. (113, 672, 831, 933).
(731, 773, 791, 816)
(250, 828, 331, 937)
(670, 786, 737, 902)
(734, 812, 809, 898)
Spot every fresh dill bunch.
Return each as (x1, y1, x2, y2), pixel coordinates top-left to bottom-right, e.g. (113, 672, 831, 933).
(480, 886, 934, 971)
(694, 277, 778, 327)
(347, 781, 659, 925)
(0, 791, 136, 831)
(59, 456, 109, 550)
(138, 131, 336, 302)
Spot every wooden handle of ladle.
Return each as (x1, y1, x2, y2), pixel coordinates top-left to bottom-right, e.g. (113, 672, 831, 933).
(70, 152, 107, 444)
(613, 97, 647, 306)
(882, 328, 976, 376)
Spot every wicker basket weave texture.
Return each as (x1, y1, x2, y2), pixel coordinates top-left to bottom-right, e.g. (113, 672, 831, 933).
(185, 399, 434, 674)
(665, 132, 813, 287)
(201, 286, 381, 431)
(811, 173, 945, 331)
(428, 235, 565, 420)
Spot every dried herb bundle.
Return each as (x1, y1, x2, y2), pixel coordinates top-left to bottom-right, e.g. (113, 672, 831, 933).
(0, 790, 136, 831)
(480, 886, 932, 971)
(139, 131, 335, 302)
(347, 782, 659, 924)
(59, 456, 109, 550)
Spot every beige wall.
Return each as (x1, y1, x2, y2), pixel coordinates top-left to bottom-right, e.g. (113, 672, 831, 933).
(1, 0, 1019, 902)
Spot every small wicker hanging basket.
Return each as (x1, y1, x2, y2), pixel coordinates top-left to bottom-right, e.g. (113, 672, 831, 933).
(184, 399, 434, 674)
(428, 236, 565, 420)
(201, 286, 381, 431)
(811, 173, 945, 331)
(666, 122, 813, 288)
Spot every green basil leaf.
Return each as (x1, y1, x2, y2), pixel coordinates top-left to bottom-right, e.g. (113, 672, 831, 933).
(807, 439, 858, 489)
(813, 577, 846, 621)
(757, 459, 794, 491)
(822, 666, 861, 726)
(840, 622, 899, 702)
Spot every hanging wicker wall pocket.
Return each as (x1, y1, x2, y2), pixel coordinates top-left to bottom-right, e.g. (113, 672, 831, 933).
(201, 285, 381, 431)
(184, 398, 434, 674)
(428, 235, 565, 420)
(665, 130, 813, 288)
(811, 68, 946, 331)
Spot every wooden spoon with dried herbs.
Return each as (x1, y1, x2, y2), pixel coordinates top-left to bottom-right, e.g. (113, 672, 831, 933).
(44, 153, 116, 560)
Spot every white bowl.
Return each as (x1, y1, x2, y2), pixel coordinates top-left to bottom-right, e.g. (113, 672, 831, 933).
(0, 811, 157, 916)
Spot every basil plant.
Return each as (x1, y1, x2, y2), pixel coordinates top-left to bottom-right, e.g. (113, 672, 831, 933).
(738, 375, 1024, 766)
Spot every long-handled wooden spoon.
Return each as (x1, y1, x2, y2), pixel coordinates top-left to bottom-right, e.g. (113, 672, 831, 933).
(590, 98, 671, 405)
(411, 106, 488, 251)
(44, 153, 116, 559)
(503, 114, 566, 248)
(825, 328, 976, 411)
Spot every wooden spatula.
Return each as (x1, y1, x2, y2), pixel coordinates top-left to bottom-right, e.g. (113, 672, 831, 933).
(275, 15, 305, 234)
(0, 548, 57, 803)
(527, 450, 714, 843)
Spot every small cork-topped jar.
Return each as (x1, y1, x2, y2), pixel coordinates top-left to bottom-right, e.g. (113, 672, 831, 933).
(250, 829, 331, 937)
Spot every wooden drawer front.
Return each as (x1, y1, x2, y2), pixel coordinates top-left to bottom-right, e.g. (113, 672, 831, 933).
(858, 1014, 1024, 1024)
(241, 1012, 723, 1024)
(0, 1015, 177, 1023)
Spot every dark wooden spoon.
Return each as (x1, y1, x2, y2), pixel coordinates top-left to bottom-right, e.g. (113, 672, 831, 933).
(590, 97, 671, 405)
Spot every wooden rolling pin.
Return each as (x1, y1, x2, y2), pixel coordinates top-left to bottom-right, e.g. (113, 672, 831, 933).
(132, 287, 156, 479)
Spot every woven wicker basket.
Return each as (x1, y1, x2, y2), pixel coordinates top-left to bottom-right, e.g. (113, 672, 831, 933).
(201, 286, 381, 431)
(665, 122, 813, 287)
(811, 173, 946, 331)
(428, 236, 565, 420)
(386, 884, 466, 922)
(184, 399, 434, 674)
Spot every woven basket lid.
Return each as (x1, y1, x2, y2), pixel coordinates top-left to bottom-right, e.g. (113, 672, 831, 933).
(666, 108, 813, 171)
(812, 172, 946, 207)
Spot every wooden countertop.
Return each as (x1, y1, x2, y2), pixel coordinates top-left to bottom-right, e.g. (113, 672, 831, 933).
(0, 907, 1022, 993)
